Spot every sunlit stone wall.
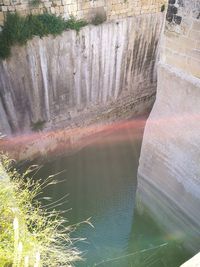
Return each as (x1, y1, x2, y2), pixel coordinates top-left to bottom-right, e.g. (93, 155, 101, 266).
(0, 13, 164, 134)
(0, 0, 166, 26)
(163, 0, 200, 78)
(138, 0, 200, 253)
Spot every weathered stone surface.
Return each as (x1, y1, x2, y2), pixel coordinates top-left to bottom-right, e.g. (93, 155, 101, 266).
(173, 15, 182, 24)
(164, 0, 200, 78)
(0, 12, 4, 25)
(138, 0, 200, 255)
(0, 14, 164, 135)
(137, 64, 200, 252)
(0, 0, 167, 26)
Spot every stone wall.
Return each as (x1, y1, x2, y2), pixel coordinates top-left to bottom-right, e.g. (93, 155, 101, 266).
(0, 13, 164, 135)
(163, 0, 200, 78)
(137, 0, 200, 253)
(0, 0, 166, 26)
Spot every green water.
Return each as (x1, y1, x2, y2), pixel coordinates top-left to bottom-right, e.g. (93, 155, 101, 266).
(35, 123, 192, 267)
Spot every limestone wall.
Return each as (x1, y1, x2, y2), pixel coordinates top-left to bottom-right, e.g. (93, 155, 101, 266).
(138, 0, 200, 253)
(0, 0, 166, 26)
(0, 13, 164, 135)
(163, 0, 200, 78)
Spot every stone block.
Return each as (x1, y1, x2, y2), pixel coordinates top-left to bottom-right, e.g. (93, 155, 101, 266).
(59, 5, 64, 13)
(44, 2, 51, 8)
(11, 0, 20, 5)
(192, 20, 200, 31)
(8, 6, 15, 11)
(189, 30, 200, 41)
(53, 0, 61, 6)
(55, 6, 60, 13)
(17, 4, 28, 11)
(196, 41, 200, 50)
(1, 6, 8, 11)
(187, 57, 200, 78)
(50, 6, 55, 13)
(3, 0, 10, 5)
(165, 48, 188, 71)
(188, 48, 200, 61)
(0, 12, 4, 24)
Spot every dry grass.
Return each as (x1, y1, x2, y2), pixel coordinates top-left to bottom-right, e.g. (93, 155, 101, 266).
(0, 154, 84, 267)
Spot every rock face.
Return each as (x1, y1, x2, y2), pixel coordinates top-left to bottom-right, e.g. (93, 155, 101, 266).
(138, 64, 200, 252)
(138, 0, 200, 253)
(0, 14, 164, 135)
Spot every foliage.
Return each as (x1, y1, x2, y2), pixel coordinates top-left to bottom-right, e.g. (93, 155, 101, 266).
(161, 4, 165, 12)
(0, 154, 84, 267)
(31, 120, 46, 132)
(65, 15, 88, 32)
(0, 13, 88, 60)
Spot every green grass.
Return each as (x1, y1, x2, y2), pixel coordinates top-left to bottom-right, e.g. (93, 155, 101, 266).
(0, 154, 86, 267)
(65, 15, 88, 32)
(0, 13, 88, 59)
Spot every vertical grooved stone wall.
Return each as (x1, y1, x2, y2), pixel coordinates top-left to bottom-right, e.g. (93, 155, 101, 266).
(0, 13, 164, 134)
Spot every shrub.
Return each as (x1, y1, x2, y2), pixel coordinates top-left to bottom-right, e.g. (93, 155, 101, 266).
(28, 13, 66, 36)
(161, 4, 165, 12)
(65, 15, 88, 32)
(0, 13, 88, 60)
(0, 154, 83, 267)
(0, 32, 11, 59)
(31, 120, 46, 132)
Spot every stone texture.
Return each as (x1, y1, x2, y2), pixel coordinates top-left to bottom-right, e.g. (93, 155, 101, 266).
(137, 64, 200, 252)
(0, 14, 164, 134)
(0, 12, 4, 25)
(137, 0, 200, 254)
(0, 0, 167, 25)
(163, 0, 200, 78)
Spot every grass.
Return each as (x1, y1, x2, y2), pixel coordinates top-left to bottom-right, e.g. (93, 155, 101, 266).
(65, 15, 88, 32)
(0, 13, 88, 59)
(0, 154, 86, 267)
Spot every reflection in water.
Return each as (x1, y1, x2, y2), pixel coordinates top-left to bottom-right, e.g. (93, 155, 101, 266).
(33, 120, 191, 267)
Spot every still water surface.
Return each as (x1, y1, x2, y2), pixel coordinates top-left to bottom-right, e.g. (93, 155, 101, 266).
(35, 120, 191, 267)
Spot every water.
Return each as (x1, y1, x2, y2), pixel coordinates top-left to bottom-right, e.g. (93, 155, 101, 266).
(34, 120, 192, 267)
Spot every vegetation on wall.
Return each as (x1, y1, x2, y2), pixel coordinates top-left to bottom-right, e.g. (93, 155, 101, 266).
(0, 154, 84, 266)
(29, 0, 42, 7)
(161, 4, 165, 12)
(31, 120, 46, 132)
(0, 13, 88, 59)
